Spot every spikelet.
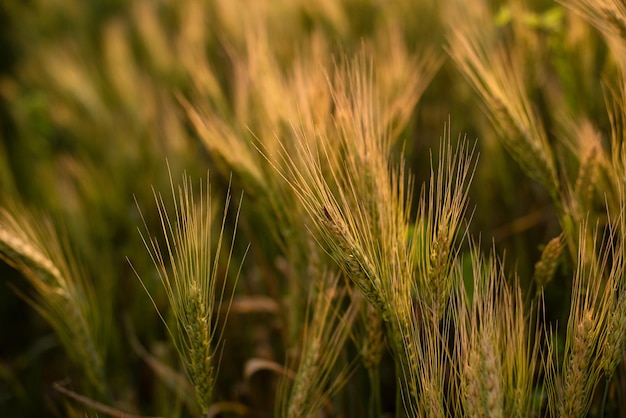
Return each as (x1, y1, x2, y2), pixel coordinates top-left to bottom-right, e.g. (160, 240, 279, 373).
(482, 331, 504, 418)
(426, 224, 453, 315)
(183, 283, 214, 411)
(393, 310, 420, 404)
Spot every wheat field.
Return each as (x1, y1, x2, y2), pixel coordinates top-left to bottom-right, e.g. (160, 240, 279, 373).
(1, 0, 626, 417)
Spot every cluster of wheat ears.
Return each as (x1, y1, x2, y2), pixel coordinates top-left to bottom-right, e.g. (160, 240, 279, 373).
(2, 0, 626, 416)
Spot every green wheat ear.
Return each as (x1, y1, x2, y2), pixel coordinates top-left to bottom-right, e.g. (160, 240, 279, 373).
(135, 170, 247, 415)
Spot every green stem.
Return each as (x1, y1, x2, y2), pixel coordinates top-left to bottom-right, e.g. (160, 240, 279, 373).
(368, 368, 382, 418)
(395, 361, 403, 418)
(600, 376, 611, 418)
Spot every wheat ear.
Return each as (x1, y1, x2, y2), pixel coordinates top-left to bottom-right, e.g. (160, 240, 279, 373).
(281, 272, 358, 418)
(547, 221, 613, 417)
(533, 234, 564, 292)
(136, 170, 246, 414)
(0, 203, 106, 396)
(447, 0, 559, 198)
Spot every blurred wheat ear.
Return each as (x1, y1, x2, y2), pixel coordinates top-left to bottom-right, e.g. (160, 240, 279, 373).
(0, 200, 107, 397)
(447, 0, 559, 200)
(133, 169, 247, 416)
